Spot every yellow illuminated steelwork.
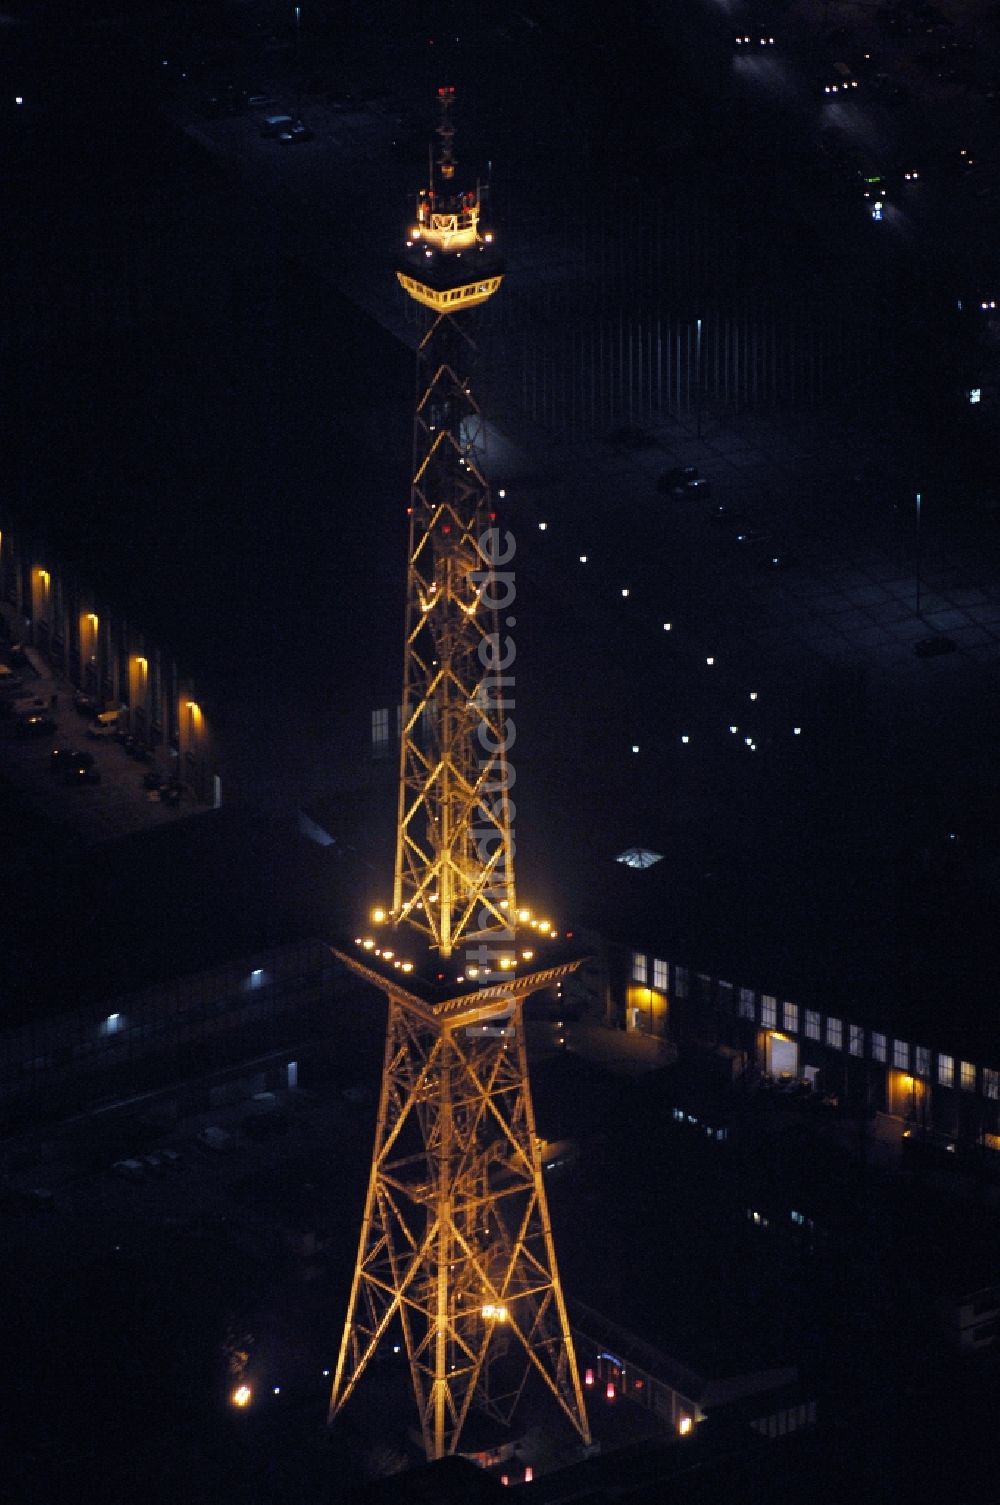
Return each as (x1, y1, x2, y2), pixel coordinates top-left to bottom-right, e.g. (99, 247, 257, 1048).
(396, 271, 503, 313)
(329, 88, 589, 1464)
(395, 87, 502, 321)
(328, 953, 591, 1461)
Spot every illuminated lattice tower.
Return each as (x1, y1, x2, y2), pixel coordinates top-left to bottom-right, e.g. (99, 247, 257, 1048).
(328, 88, 592, 1462)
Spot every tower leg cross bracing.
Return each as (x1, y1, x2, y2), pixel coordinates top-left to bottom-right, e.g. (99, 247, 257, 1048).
(329, 87, 590, 1462)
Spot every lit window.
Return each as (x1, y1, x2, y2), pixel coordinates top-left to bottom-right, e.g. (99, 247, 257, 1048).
(632, 952, 647, 984)
(761, 995, 777, 1029)
(849, 1023, 864, 1058)
(985, 1069, 999, 1102)
(653, 958, 668, 992)
(783, 1001, 799, 1033)
(914, 1046, 930, 1078)
(804, 1010, 821, 1042)
(893, 1039, 909, 1071)
(938, 1054, 954, 1087)
(872, 1032, 887, 1063)
(961, 1061, 976, 1093)
(739, 988, 755, 1021)
(826, 1017, 842, 1050)
(371, 707, 390, 758)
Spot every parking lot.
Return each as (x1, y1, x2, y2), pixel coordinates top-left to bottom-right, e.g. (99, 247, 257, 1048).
(0, 632, 198, 845)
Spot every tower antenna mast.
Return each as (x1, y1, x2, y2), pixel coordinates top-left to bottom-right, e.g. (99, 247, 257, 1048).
(328, 89, 592, 1463)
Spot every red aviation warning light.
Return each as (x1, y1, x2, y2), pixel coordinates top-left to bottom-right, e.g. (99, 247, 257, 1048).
(397, 87, 503, 313)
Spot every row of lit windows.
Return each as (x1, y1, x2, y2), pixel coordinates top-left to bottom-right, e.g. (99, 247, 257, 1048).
(766, 1003, 991, 1095)
(634, 955, 1000, 1101)
(631, 952, 669, 992)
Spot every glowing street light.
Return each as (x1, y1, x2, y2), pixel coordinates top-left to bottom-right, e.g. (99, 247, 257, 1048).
(231, 1384, 252, 1408)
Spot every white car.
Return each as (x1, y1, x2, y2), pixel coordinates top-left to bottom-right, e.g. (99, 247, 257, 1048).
(113, 1158, 146, 1181)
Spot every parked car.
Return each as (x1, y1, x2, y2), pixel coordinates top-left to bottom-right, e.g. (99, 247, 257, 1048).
(259, 112, 296, 137)
(0, 664, 23, 691)
(51, 746, 94, 774)
(112, 1158, 146, 1181)
(64, 761, 101, 786)
(6, 643, 28, 667)
(11, 694, 49, 716)
(15, 713, 57, 737)
(86, 718, 119, 739)
(121, 734, 152, 761)
(278, 122, 314, 143)
(197, 1126, 234, 1153)
(73, 690, 101, 716)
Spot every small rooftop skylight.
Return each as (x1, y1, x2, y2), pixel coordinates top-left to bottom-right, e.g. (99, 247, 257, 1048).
(615, 847, 664, 870)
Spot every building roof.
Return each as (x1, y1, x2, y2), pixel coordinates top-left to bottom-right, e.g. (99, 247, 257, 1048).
(579, 829, 1000, 1063)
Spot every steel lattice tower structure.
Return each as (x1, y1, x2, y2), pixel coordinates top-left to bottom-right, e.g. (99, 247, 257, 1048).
(328, 88, 592, 1463)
